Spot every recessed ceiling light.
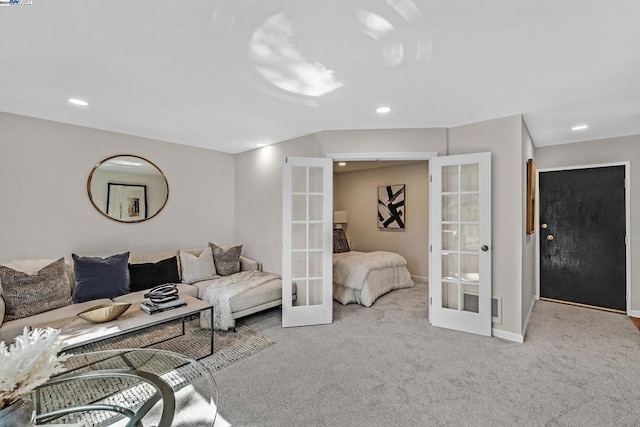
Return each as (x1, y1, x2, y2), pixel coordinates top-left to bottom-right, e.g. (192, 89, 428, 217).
(571, 124, 589, 131)
(68, 98, 89, 106)
(376, 106, 391, 114)
(338, 162, 347, 167)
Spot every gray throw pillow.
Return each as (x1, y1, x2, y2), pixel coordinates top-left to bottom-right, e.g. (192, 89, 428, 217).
(208, 243, 242, 276)
(0, 257, 72, 322)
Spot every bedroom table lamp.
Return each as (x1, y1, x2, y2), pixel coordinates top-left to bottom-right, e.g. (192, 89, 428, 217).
(334, 211, 348, 229)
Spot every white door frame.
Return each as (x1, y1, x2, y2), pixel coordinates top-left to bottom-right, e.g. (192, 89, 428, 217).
(535, 161, 632, 314)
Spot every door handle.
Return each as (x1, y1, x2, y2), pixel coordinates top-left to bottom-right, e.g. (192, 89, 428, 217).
(481, 245, 489, 252)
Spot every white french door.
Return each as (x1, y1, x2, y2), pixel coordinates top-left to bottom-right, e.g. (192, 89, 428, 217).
(282, 157, 333, 327)
(429, 152, 492, 336)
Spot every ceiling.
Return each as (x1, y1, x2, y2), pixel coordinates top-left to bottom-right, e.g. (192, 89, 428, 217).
(1, 1, 639, 154)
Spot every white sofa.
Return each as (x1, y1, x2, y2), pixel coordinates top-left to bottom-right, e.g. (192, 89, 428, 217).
(0, 248, 292, 342)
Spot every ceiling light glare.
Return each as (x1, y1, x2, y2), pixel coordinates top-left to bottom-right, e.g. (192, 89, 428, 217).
(68, 98, 89, 106)
(376, 106, 392, 114)
(256, 143, 267, 147)
(571, 124, 589, 131)
(338, 162, 347, 167)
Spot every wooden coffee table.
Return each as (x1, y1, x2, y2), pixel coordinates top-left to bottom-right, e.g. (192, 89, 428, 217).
(33, 294, 214, 357)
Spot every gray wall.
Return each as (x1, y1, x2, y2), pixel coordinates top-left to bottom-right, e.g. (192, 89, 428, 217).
(535, 134, 640, 314)
(334, 161, 429, 278)
(448, 115, 527, 337)
(0, 112, 236, 262)
(521, 119, 536, 333)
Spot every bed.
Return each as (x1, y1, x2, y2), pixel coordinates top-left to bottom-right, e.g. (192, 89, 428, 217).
(332, 230, 414, 307)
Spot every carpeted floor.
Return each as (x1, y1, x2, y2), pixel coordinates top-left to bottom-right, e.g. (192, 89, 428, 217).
(211, 280, 640, 427)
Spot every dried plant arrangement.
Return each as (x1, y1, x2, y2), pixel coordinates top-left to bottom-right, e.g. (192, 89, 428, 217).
(0, 327, 69, 409)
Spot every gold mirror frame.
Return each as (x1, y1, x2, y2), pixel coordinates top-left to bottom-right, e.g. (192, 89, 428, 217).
(87, 155, 169, 223)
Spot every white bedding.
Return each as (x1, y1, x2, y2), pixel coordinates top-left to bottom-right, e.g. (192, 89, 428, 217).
(333, 251, 414, 307)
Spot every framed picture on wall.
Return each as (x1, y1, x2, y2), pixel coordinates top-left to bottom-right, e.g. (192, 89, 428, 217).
(526, 159, 536, 234)
(106, 183, 147, 221)
(378, 184, 405, 229)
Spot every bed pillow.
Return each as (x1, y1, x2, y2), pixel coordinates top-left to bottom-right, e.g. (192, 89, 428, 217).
(208, 243, 242, 276)
(72, 252, 130, 303)
(333, 229, 350, 253)
(128, 256, 180, 292)
(180, 247, 217, 284)
(0, 257, 72, 322)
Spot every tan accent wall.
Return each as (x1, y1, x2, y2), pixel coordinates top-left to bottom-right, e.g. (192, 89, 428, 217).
(334, 161, 429, 278)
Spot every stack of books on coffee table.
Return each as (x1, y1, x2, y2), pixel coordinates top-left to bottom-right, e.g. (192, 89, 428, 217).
(140, 298, 186, 314)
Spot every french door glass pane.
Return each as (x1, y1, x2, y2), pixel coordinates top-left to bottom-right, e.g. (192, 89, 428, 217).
(309, 195, 323, 221)
(309, 223, 323, 249)
(442, 194, 458, 222)
(461, 194, 479, 222)
(292, 195, 306, 221)
(442, 225, 458, 251)
(292, 166, 306, 192)
(461, 164, 479, 191)
(443, 165, 458, 192)
(460, 224, 479, 251)
(309, 279, 323, 305)
(442, 282, 458, 309)
(292, 224, 306, 250)
(308, 167, 323, 192)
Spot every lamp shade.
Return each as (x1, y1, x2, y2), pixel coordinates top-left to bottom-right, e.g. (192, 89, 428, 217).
(333, 211, 348, 224)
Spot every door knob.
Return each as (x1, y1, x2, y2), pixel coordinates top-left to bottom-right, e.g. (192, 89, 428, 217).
(541, 223, 548, 229)
(481, 245, 489, 252)
(546, 235, 554, 241)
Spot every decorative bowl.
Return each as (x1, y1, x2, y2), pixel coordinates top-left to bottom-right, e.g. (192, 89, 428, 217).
(77, 302, 131, 323)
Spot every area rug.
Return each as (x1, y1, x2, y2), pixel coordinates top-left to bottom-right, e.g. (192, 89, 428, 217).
(66, 317, 276, 373)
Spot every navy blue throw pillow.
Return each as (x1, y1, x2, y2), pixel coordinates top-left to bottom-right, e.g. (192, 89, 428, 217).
(72, 252, 130, 303)
(128, 257, 180, 292)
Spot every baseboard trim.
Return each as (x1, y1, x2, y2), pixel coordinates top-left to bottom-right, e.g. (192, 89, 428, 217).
(521, 297, 536, 341)
(628, 309, 640, 318)
(492, 328, 524, 343)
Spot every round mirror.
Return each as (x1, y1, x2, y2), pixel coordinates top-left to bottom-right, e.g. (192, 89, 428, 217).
(87, 155, 169, 223)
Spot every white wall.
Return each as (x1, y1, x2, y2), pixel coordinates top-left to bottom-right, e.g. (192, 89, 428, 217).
(448, 115, 526, 338)
(333, 161, 429, 278)
(0, 112, 236, 262)
(535, 134, 640, 315)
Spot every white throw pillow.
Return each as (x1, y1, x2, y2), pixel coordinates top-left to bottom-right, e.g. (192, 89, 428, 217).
(179, 247, 217, 284)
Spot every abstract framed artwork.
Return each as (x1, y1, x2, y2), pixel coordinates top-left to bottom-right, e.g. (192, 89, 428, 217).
(526, 159, 536, 234)
(378, 184, 405, 229)
(106, 183, 147, 221)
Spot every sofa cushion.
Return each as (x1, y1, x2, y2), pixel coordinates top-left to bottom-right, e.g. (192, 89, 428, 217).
(209, 243, 242, 276)
(0, 257, 72, 322)
(128, 256, 180, 292)
(180, 247, 217, 284)
(72, 252, 130, 303)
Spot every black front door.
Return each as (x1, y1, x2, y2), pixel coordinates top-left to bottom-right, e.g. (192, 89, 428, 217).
(539, 166, 626, 312)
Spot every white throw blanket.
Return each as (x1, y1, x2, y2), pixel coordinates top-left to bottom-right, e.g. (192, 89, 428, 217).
(333, 251, 408, 290)
(200, 271, 280, 331)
